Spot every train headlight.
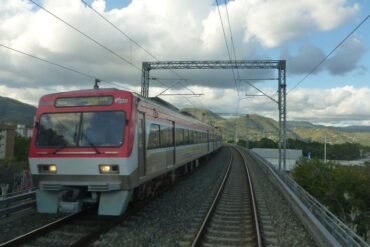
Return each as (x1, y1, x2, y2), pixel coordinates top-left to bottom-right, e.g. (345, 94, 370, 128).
(99, 164, 119, 174)
(38, 164, 57, 173)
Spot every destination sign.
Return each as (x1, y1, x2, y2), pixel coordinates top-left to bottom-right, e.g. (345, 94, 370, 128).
(55, 96, 113, 107)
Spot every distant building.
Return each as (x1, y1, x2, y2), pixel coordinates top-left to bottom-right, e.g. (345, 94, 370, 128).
(16, 124, 33, 138)
(0, 124, 16, 159)
(251, 148, 303, 171)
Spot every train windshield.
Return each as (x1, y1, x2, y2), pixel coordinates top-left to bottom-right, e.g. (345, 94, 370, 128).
(35, 111, 125, 148)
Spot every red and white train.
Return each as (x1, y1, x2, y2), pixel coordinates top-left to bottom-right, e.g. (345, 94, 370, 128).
(29, 88, 222, 215)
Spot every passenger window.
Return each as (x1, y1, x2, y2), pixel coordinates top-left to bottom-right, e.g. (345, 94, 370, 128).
(184, 129, 189, 145)
(175, 128, 184, 146)
(148, 124, 160, 149)
(161, 126, 173, 148)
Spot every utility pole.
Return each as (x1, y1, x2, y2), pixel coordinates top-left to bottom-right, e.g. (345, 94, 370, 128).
(246, 114, 249, 149)
(234, 119, 238, 144)
(324, 135, 327, 163)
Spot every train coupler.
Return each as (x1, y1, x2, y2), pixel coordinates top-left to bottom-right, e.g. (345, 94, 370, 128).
(58, 201, 82, 213)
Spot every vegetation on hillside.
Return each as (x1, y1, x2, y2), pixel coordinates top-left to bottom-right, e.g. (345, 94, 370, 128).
(181, 108, 370, 147)
(292, 159, 370, 240)
(0, 96, 36, 125)
(0, 136, 31, 195)
(237, 138, 369, 160)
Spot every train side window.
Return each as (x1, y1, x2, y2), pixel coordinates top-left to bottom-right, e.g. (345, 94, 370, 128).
(184, 129, 189, 145)
(175, 128, 184, 146)
(148, 124, 160, 149)
(161, 125, 173, 148)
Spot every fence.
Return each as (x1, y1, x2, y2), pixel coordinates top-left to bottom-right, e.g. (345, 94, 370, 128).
(250, 150, 369, 247)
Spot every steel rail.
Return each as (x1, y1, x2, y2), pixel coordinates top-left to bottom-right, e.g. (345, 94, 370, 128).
(234, 146, 263, 247)
(191, 150, 233, 247)
(0, 191, 36, 219)
(0, 212, 82, 247)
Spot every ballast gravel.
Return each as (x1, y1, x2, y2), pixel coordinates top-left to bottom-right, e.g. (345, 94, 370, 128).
(0, 210, 66, 244)
(91, 148, 230, 247)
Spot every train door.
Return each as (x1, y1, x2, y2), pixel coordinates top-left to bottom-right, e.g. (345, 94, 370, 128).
(207, 130, 210, 152)
(166, 121, 175, 167)
(138, 112, 146, 178)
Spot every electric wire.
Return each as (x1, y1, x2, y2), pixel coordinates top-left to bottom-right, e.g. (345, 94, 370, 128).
(80, 0, 198, 97)
(223, 0, 242, 85)
(28, 0, 206, 109)
(215, 0, 240, 99)
(29, 0, 142, 72)
(0, 42, 138, 93)
(289, 13, 370, 93)
(1, 43, 96, 80)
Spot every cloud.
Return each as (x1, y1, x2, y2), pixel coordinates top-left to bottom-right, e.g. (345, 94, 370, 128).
(287, 85, 370, 125)
(281, 45, 326, 75)
(0, 0, 368, 126)
(160, 85, 370, 126)
(243, 0, 359, 47)
(326, 37, 366, 75)
(0, 0, 361, 90)
(281, 37, 366, 76)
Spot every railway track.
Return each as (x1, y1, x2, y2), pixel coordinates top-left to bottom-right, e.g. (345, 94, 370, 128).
(191, 147, 263, 247)
(0, 155, 217, 247)
(0, 209, 119, 247)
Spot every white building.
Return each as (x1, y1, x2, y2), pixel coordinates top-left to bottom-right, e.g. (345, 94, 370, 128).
(0, 125, 16, 159)
(16, 124, 33, 138)
(251, 148, 303, 171)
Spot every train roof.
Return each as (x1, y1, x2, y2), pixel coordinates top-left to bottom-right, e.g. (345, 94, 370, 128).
(39, 88, 212, 128)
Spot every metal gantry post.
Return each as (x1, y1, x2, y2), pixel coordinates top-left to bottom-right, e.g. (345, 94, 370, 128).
(140, 60, 287, 171)
(141, 62, 150, 97)
(277, 61, 287, 172)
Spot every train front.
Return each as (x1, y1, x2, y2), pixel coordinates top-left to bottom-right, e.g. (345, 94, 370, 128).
(29, 89, 136, 215)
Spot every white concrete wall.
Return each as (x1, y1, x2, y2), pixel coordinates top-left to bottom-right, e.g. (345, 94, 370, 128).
(0, 130, 7, 159)
(266, 158, 298, 171)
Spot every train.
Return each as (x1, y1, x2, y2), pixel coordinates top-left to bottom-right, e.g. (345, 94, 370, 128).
(29, 88, 222, 215)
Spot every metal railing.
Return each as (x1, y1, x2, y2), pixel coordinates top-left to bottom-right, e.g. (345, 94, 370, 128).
(250, 151, 369, 247)
(0, 191, 36, 219)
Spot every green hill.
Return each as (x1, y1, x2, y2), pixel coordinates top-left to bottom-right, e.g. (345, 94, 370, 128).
(0, 96, 36, 126)
(181, 108, 224, 122)
(181, 108, 370, 146)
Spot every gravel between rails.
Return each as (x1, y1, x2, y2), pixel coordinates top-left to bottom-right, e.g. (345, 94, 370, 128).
(0, 209, 67, 244)
(242, 148, 317, 247)
(90, 148, 230, 247)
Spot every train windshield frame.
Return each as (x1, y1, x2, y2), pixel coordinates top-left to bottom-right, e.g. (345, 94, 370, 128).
(35, 111, 126, 148)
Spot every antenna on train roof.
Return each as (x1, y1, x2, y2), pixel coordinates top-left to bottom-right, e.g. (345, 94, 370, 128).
(94, 79, 100, 89)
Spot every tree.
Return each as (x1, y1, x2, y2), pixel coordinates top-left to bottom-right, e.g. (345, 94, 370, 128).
(292, 159, 370, 240)
(14, 136, 31, 161)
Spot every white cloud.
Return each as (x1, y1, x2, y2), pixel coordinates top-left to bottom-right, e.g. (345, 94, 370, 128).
(0, 0, 360, 89)
(287, 86, 370, 125)
(0, 0, 368, 126)
(243, 0, 359, 47)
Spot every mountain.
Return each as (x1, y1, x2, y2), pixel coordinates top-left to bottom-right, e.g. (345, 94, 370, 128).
(2, 96, 370, 146)
(181, 108, 224, 122)
(181, 108, 370, 147)
(0, 96, 36, 126)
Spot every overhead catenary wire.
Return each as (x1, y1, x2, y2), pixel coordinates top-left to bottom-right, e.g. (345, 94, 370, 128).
(1, 43, 96, 80)
(28, 0, 205, 110)
(215, 0, 240, 99)
(289, 13, 370, 93)
(29, 0, 142, 72)
(223, 0, 242, 85)
(0, 42, 138, 93)
(79, 0, 198, 97)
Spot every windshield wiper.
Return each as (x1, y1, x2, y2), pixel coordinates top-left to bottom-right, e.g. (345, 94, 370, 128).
(81, 134, 101, 154)
(53, 143, 68, 154)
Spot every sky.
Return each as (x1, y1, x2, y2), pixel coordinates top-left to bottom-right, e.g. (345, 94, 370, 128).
(0, 0, 369, 126)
